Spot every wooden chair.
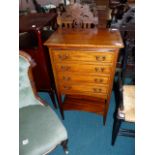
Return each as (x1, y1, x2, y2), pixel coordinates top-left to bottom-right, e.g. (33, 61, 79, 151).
(57, 3, 98, 28)
(112, 71, 135, 145)
(19, 51, 69, 155)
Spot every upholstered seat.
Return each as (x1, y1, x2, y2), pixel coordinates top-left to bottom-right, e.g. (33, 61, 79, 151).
(19, 51, 68, 155)
(19, 105, 67, 155)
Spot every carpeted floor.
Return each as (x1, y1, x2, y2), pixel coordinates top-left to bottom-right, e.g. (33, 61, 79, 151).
(39, 91, 135, 155)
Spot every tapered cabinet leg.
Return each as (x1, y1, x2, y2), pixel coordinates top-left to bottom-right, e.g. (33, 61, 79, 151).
(61, 139, 69, 154)
(49, 91, 57, 109)
(103, 99, 108, 126)
(60, 106, 65, 120)
(111, 118, 122, 145)
(56, 92, 65, 120)
(103, 116, 106, 126)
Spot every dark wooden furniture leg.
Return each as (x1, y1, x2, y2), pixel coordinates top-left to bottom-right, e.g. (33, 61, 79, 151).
(61, 139, 69, 154)
(103, 116, 106, 126)
(55, 92, 64, 120)
(59, 105, 65, 120)
(111, 117, 122, 145)
(103, 99, 108, 125)
(36, 30, 58, 108)
(48, 90, 57, 109)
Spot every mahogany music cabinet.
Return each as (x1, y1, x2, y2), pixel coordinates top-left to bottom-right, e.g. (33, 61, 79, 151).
(44, 28, 123, 124)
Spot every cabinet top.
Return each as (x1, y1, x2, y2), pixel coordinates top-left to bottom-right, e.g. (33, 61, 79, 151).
(44, 28, 124, 48)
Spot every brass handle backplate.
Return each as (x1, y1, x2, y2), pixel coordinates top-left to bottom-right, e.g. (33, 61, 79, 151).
(63, 86, 71, 90)
(94, 78, 103, 83)
(96, 56, 106, 61)
(93, 88, 102, 93)
(61, 66, 71, 71)
(58, 54, 69, 60)
(95, 67, 104, 72)
(63, 76, 71, 81)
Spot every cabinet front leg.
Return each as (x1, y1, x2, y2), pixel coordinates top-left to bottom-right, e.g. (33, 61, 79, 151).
(49, 90, 57, 109)
(103, 116, 107, 126)
(56, 92, 64, 120)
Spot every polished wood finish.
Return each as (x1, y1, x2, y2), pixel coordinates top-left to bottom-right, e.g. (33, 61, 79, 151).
(44, 28, 123, 124)
(19, 13, 57, 91)
(62, 95, 106, 115)
(53, 50, 114, 63)
(57, 72, 110, 84)
(19, 13, 58, 108)
(59, 83, 108, 97)
(19, 13, 57, 32)
(45, 28, 123, 48)
(56, 63, 112, 74)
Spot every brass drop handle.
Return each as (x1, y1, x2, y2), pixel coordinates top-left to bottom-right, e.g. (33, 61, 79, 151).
(63, 86, 71, 90)
(63, 76, 71, 81)
(61, 66, 70, 71)
(58, 54, 69, 60)
(95, 67, 104, 72)
(93, 88, 102, 93)
(94, 78, 103, 83)
(96, 56, 106, 61)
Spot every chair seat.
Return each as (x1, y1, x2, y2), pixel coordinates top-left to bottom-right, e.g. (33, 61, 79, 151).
(122, 85, 135, 122)
(19, 105, 67, 155)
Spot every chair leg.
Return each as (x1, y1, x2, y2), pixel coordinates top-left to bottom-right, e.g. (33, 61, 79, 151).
(119, 128, 135, 137)
(111, 117, 122, 145)
(48, 91, 57, 109)
(61, 139, 69, 154)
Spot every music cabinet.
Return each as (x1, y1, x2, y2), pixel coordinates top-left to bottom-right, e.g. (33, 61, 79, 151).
(45, 28, 123, 124)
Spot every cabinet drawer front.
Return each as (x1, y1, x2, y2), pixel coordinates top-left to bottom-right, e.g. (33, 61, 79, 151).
(53, 50, 114, 63)
(59, 83, 108, 96)
(58, 73, 110, 84)
(56, 63, 112, 75)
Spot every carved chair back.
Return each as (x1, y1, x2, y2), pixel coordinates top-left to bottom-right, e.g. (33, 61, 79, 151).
(57, 3, 98, 29)
(19, 51, 46, 109)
